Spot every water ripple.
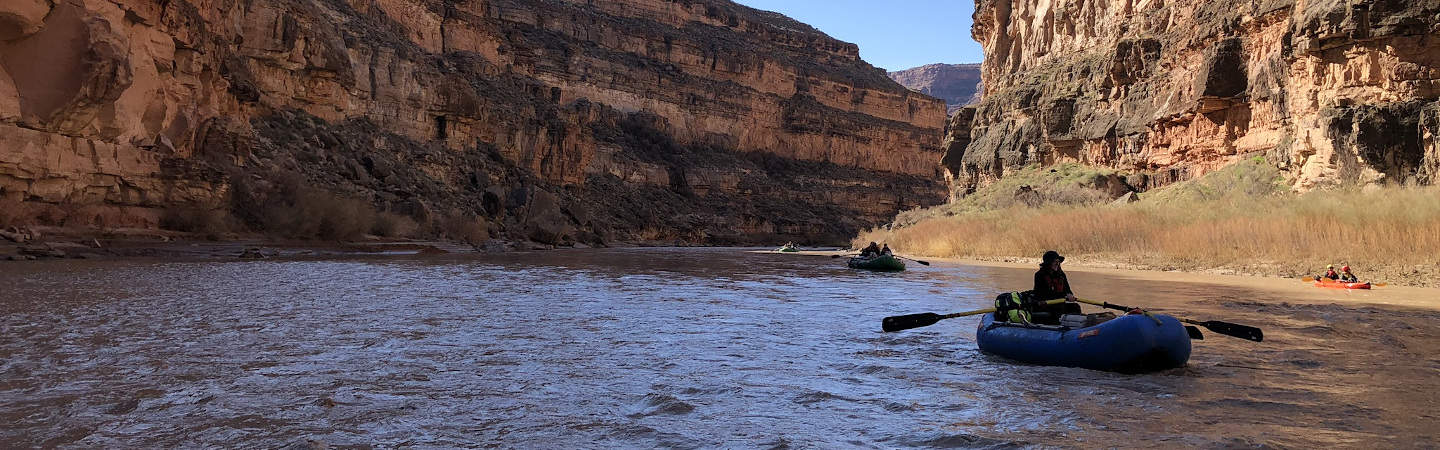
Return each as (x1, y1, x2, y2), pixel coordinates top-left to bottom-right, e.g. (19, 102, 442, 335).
(0, 248, 1435, 447)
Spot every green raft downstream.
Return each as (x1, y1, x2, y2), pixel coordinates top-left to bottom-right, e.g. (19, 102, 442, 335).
(847, 254, 905, 272)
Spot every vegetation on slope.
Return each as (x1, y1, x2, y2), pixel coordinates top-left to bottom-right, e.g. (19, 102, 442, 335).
(859, 159, 1440, 286)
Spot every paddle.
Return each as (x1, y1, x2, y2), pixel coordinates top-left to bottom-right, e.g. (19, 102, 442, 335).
(882, 299, 1068, 332)
(891, 255, 931, 266)
(829, 253, 930, 266)
(1075, 298, 1263, 342)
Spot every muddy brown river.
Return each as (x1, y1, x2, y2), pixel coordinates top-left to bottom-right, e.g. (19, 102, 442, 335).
(2, 248, 1437, 448)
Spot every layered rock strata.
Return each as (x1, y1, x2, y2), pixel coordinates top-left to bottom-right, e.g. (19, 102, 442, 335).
(945, 0, 1440, 196)
(889, 63, 983, 115)
(0, 0, 947, 245)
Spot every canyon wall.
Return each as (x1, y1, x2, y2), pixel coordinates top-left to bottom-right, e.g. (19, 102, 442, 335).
(0, 0, 947, 245)
(889, 63, 983, 115)
(945, 0, 1440, 198)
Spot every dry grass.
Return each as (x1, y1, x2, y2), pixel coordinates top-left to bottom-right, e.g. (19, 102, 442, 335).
(860, 161, 1440, 283)
(258, 190, 377, 241)
(371, 212, 420, 238)
(161, 205, 232, 240)
(436, 212, 489, 244)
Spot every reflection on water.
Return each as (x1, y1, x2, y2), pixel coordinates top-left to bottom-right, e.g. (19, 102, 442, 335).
(1, 248, 1436, 447)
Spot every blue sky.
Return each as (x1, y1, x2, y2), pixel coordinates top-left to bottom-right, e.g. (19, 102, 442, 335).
(734, 0, 983, 71)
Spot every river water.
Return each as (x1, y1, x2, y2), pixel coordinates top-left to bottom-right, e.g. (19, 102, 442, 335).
(2, 248, 1437, 448)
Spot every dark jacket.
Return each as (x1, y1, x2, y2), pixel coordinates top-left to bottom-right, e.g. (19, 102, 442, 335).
(860, 244, 881, 257)
(1032, 267, 1073, 300)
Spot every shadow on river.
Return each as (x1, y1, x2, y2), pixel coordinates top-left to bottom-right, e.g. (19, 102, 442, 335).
(1, 248, 1436, 448)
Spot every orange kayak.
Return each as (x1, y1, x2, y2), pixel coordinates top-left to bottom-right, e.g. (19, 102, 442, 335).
(1315, 279, 1371, 289)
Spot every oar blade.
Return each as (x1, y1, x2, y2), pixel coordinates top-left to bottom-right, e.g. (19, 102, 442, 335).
(882, 313, 943, 332)
(1201, 321, 1263, 342)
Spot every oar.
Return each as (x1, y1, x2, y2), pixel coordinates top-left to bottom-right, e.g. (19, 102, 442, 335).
(891, 255, 931, 266)
(1075, 298, 1263, 342)
(882, 299, 1068, 332)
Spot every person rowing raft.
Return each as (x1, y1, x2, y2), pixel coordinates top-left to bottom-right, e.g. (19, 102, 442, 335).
(1339, 265, 1359, 283)
(859, 242, 882, 258)
(1319, 264, 1340, 281)
(994, 250, 1084, 325)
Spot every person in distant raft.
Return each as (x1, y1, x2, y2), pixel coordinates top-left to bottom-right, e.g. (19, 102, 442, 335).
(994, 251, 1082, 324)
(859, 242, 882, 258)
(880, 244, 893, 255)
(1339, 265, 1359, 283)
(1320, 264, 1340, 281)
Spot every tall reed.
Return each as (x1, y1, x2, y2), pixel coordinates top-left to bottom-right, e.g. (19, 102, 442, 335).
(859, 163, 1440, 283)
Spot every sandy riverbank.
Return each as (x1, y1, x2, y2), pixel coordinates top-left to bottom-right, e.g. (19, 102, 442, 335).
(771, 249, 1440, 311)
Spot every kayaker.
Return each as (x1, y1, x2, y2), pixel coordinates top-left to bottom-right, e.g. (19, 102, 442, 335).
(1320, 264, 1340, 281)
(1029, 250, 1081, 323)
(1339, 265, 1358, 283)
(880, 244, 892, 255)
(860, 242, 881, 258)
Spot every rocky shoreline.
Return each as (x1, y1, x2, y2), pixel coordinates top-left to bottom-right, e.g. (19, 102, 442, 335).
(0, 225, 817, 263)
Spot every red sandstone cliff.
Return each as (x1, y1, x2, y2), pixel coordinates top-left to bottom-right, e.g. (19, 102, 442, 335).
(888, 63, 982, 115)
(945, 0, 1440, 199)
(0, 0, 947, 245)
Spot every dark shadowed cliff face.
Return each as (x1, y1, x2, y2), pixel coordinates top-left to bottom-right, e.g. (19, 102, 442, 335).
(0, 0, 948, 245)
(945, 0, 1440, 197)
(889, 63, 982, 115)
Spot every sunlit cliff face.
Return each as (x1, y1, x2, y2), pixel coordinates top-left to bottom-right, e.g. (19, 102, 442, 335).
(945, 0, 1440, 198)
(0, 0, 946, 243)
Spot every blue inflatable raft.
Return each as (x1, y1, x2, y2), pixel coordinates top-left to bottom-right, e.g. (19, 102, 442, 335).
(976, 312, 1192, 373)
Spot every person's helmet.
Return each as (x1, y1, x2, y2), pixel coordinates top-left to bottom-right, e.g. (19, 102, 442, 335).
(1327, 264, 1334, 269)
(1342, 266, 1351, 271)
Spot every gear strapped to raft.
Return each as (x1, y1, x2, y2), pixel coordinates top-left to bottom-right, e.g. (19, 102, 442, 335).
(994, 292, 1036, 323)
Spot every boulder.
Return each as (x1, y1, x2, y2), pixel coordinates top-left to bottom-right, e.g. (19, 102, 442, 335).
(1013, 185, 1042, 207)
(524, 190, 573, 245)
(1110, 192, 1140, 206)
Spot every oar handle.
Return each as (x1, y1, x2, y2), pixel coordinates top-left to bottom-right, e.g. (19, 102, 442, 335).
(881, 299, 1069, 332)
(953, 298, 1069, 318)
(1077, 298, 1161, 325)
(1075, 298, 1129, 310)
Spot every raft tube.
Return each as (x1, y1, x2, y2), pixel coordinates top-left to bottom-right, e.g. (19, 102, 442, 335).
(1314, 279, 1371, 289)
(847, 254, 905, 271)
(976, 312, 1192, 373)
